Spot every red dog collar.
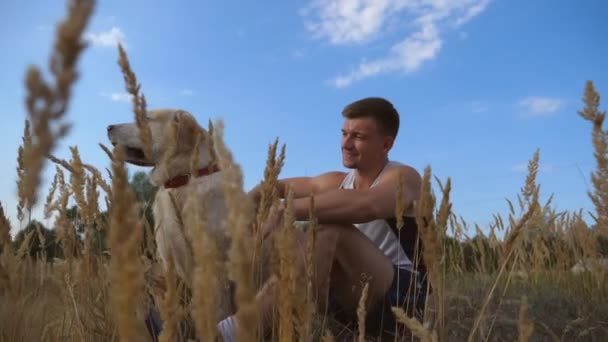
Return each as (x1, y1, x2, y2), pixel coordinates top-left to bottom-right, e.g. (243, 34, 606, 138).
(163, 164, 221, 189)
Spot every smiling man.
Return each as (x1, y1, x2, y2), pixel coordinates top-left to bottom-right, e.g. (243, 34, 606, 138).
(219, 97, 429, 340)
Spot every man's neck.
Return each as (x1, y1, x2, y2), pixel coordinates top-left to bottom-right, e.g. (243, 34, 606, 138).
(354, 159, 389, 189)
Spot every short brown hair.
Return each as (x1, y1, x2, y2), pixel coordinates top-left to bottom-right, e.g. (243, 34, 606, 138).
(341, 97, 400, 138)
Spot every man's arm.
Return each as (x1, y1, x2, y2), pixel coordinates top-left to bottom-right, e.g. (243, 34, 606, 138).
(248, 171, 345, 204)
(291, 166, 421, 224)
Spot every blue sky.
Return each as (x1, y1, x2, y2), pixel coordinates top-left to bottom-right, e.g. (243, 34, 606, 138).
(1, 0, 607, 235)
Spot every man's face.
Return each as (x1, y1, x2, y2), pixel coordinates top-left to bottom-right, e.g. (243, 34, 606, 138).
(341, 117, 393, 169)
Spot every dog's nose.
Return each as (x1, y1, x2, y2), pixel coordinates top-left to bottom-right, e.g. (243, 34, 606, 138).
(107, 125, 115, 132)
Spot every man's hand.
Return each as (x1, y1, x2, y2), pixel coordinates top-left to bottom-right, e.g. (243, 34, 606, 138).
(257, 202, 284, 241)
(247, 183, 264, 213)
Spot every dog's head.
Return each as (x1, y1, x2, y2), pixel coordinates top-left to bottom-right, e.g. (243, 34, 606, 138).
(107, 109, 209, 167)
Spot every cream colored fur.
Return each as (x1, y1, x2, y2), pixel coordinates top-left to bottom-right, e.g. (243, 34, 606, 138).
(107, 108, 234, 320)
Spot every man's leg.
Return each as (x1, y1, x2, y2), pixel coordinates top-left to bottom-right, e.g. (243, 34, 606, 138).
(217, 223, 395, 341)
(258, 224, 394, 336)
(317, 224, 395, 314)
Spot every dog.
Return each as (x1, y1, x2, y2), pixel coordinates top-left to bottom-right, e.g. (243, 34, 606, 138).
(107, 109, 235, 321)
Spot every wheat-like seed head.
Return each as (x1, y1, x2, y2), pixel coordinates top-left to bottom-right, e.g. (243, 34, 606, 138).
(83, 163, 112, 198)
(117, 44, 153, 161)
(578, 81, 608, 228)
(43, 167, 60, 220)
(0, 203, 11, 252)
(69, 146, 87, 220)
(54, 170, 76, 261)
(213, 119, 260, 341)
(255, 138, 286, 231)
(157, 254, 181, 342)
(185, 191, 222, 341)
(107, 144, 148, 342)
(392, 307, 437, 342)
(98, 142, 115, 162)
(20, 0, 94, 216)
(299, 194, 317, 342)
(467, 151, 541, 342)
(275, 186, 297, 342)
(16, 120, 32, 223)
(517, 296, 534, 342)
(415, 166, 450, 340)
(356, 281, 369, 342)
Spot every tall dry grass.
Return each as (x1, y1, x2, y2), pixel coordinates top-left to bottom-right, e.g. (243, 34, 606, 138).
(1, 1, 607, 341)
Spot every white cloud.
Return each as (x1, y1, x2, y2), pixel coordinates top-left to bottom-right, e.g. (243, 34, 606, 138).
(518, 96, 565, 117)
(453, 0, 490, 27)
(301, 0, 396, 45)
(36, 24, 52, 31)
(301, 0, 491, 87)
(85, 27, 127, 48)
(180, 89, 195, 96)
(100, 91, 132, 103)
(470, 100, 488, 113)
(292, 48, 306, 59)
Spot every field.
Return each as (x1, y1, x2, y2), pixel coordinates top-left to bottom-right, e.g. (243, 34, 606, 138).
(1, 1, 607, 341)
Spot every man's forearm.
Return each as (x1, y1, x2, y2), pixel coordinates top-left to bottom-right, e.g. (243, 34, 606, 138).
(291, 188, 376, 225)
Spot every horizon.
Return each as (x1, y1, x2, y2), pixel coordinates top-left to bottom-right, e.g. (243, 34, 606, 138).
(1, 0, 607, 236)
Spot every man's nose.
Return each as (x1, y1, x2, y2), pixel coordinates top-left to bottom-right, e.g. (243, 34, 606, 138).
(342, 139, 353, 149)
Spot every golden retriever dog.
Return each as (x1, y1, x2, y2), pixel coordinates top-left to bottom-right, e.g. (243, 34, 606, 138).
(107, 109, 234, 321)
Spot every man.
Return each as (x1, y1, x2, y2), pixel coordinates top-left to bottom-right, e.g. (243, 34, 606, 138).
(216, 97, 428, 340)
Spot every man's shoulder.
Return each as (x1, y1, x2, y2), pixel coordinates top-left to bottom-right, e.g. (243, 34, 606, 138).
(312, 170, 348, 191)
(381, 161, 422, 183)
(315, 170, 348, 183)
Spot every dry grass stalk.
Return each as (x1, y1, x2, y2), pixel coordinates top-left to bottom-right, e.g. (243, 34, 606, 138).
(186, 199, 222, 341)
(43, 167, 61, 220)
(298, 195, 317, 342)
(321, 329, 335, 342)
(206, 119, 219, 166)
(414, 166, 450, 340)
(68, 146, 87, 216)
(85, 174, 100, 228)
(517, 296, 534, 342)
(255, 138, 286, 228)
(356, 281, 369, 342)
(16, 229, 36, 259)
(117, 43, 153, 160)
(158, 254, 181, 342)
(185, 131, 222, 341)
(467, 152, 541, 342)
(16, 120, 32, 222)
(81, 174, 99, 278)
(275, 187, 298, 342)
(47, 153, 75, 174)
(0, 203, 11, 251)
(578, 80, 608, 228)
(53, 170, 77, 260)
(392, 307, 437, 342)
(99, 142, 115, 162)
(214, 119, 259, 341)
(20, 0, 95, 218)
(107, 145, 148, 342)
(83, 163, 112, 199)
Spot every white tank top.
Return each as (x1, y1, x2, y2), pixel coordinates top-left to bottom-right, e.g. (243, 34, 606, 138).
(339, 161, 413, 269)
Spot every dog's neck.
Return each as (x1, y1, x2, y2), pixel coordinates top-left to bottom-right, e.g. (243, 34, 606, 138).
(162, 164, 220, 189)
(149, 148, 217, 187)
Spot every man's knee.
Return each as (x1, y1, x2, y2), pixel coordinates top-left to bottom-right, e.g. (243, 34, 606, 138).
(314, 224, 345, 251)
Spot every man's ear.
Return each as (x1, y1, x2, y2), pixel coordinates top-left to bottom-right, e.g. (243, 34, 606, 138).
(382, 135, 395, 153)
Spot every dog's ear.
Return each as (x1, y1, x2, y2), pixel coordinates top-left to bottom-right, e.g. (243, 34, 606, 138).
(173, 110, 206, 151)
